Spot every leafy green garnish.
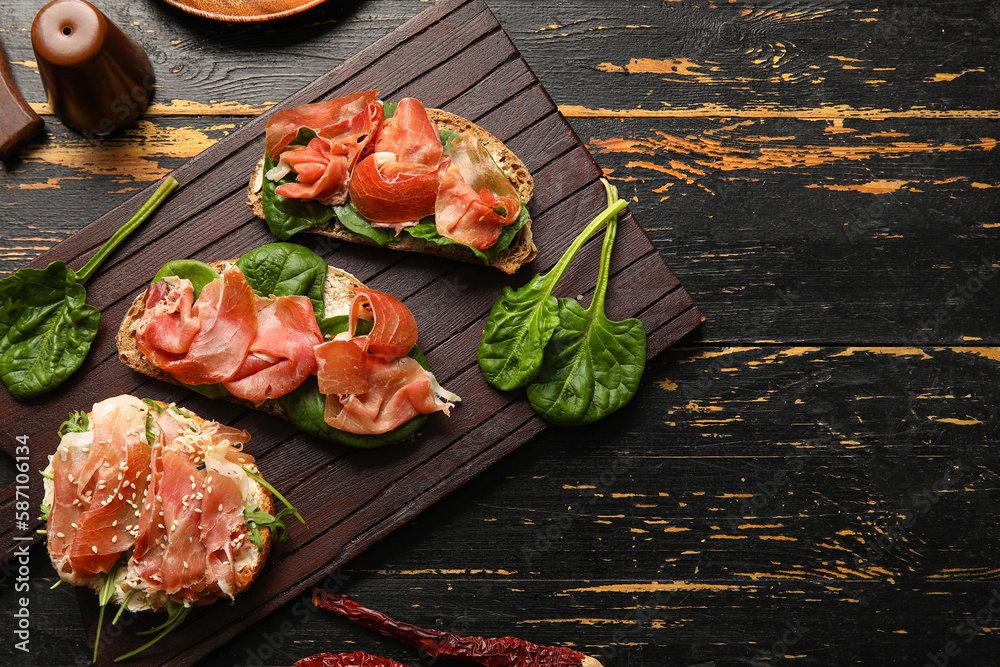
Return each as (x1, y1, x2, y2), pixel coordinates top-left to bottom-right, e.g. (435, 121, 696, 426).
(243, 503, 298, 552)
(0, 177, 178, 400)
(114, 599, 192, 663)
(151, 259, 220, 300)
(525, 183, 646, 424)
(236, 242, 329, 319)
(95, 551, 130, 662)
(478, 181, 628, 391)
(332, 202, 394, 246)
(242, 466, 305, 527)
(58, 410, 90, 437)
(261, 153, 337, 240)
(39, 503, 50, 522)
(39, 469, 54, 480)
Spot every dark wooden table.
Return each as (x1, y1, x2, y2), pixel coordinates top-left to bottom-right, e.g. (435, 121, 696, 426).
(1, 1, 998, 665)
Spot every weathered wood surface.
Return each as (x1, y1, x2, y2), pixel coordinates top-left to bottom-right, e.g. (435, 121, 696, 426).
(1, 0, 998, 666)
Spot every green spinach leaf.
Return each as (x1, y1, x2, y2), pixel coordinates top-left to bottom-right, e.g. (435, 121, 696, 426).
(525, 202, 646, 425)
(332, 202, 394, 246)
(236, 242, 328, 318)
(0, 177, 178, 400)
(261, 153, 337, 240)
(477, 183, 628, 391)
(152, 259, 220, 299)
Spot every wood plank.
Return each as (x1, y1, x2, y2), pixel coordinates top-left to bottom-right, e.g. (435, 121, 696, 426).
(0, 2, 701, 665)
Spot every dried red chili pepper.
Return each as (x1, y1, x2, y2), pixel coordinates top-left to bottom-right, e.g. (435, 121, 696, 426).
(311, 590, 604, 667)
(294, 651, 410, 667)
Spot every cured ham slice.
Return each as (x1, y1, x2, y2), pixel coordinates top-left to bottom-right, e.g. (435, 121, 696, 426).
(349, 98, 445, 224)
(372, 98, 443, 166)
(132, 415, 253, 602)
(324, 355, 457, 435)
(315, 288, 459, 435)
(315, 338, 369, 396)
(48, 396, 151, 583)
(348, 289, 418, 358)
(224, 295, 324, 402)
(434, 132, 521, 250)
(268, 90, 383, 205)
(136, 267, 257, 385)
(265, 90, 380, 159)
(348, 154, 444, 225)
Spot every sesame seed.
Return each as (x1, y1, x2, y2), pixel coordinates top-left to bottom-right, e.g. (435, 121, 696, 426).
(112, 520, 117, 527)
(183, 561, 189, 569)
(91, 546, 98, 553)
(56, 532, 65, 538)
(112, 535, 118, 543)
(218, 504, 224, 512)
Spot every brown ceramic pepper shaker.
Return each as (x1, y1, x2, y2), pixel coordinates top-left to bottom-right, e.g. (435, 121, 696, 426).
(31, 0, 155, 135)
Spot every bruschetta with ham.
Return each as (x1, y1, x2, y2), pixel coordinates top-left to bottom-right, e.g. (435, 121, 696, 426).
(247, 90, 536, 274)
(116, 243, 459, 448)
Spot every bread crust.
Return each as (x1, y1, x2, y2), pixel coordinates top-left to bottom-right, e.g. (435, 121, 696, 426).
(246, 106, 537, 274)
(43, 400, 275, 612)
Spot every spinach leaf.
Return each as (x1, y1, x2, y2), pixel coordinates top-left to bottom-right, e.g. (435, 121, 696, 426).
(525, 201, 646, 425)
(477, 183, 628, 391)
(236, 242, 328, 318)
(152, 259, 220, 300)
(332, 202, 394, 246)
(0, 177, 178, 400)
(403, 221, 490, 263)
(261, 153, 337, 240)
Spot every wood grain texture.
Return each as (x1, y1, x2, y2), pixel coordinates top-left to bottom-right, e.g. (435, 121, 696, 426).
(1, 0, 998, 665)
(0, 1, 700, 665)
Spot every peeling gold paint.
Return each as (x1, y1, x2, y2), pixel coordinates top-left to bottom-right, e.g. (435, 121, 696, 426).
(830, 347, 932, 360)
(559, 104, 1000, 121)
(928, 416, 983, 426)
(925, 68, 985, 82)
(951, 348, 1000, 364)
(565, 581, 745, 593)
(31, 99, 271, 116)
(657, 379, 678, 391)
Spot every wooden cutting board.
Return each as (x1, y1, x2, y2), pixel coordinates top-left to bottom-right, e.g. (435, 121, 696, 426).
(0, 0, 703, 663)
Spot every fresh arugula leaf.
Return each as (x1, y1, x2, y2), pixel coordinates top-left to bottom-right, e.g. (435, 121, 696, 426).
(0, 177, 178, 400)
(236, 242, 328, 318)
(114, 599, 192, 663)
(39, 503, 50, 522)
(478, 182, 628, 391)
(58, 410, 90, 436)
(95, 551, 130, 662)
(243, 503, 298, 551)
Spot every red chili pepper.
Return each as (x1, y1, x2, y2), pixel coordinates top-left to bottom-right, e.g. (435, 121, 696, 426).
(294, 651, 410, 667)
(311, 591, 604, 667)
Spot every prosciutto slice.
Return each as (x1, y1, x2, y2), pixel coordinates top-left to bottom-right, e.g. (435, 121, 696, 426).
(348, 289, 418, 358)
(132, 414, 253, 602)
(348, 98, 445, 225)
(48, 396, 151, 583)
(314, 288, 459, 435)
(268, 90, 383, 205)
(224, 295, 324, 402)
(265, 90, 380, 159)
(324, 355, 457, 435)
(136, 267, 257, 385)
(434, 132, 521, 250)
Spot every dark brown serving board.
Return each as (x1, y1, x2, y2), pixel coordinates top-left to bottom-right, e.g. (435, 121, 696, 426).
(0, 0, 702, 664)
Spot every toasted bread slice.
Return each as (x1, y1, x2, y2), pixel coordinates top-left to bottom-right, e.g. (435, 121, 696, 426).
(42, 398, 275, 612)
(116, 260, 365, 420)
(247, 108, 537, 274)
